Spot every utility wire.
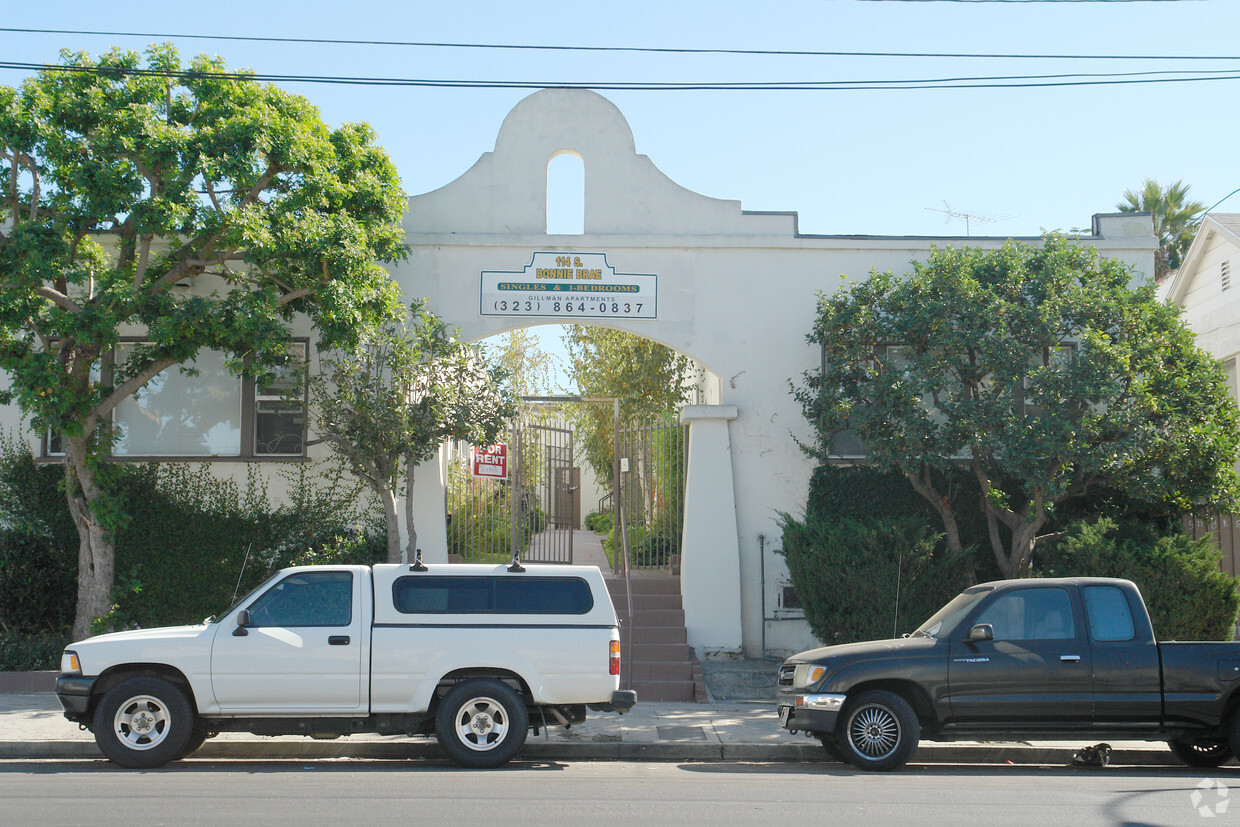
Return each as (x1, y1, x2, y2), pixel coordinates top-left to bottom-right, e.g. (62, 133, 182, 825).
(2, 27, 1238, 62)
(2, 60, 1237, 91)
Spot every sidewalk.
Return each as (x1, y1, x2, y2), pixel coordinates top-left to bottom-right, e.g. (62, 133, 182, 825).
(0, 689, 1182, 766)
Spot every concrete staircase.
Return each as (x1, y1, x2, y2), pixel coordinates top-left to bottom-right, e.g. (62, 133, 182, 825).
(607, 575, 703, 702)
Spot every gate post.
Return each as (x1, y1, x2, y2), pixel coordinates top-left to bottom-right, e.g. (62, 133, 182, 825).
(410, 443, 450, 563)
(679, 404, 743, 659)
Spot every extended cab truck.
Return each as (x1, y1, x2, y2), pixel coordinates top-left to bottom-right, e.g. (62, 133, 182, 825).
(56, 563, 636, 769)
(778, 577, 1240, 771)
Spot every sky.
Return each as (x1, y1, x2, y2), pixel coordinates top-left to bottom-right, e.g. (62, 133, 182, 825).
(4, 0, 1239, 385)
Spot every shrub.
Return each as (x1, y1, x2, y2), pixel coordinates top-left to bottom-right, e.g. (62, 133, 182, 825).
(0, 629, 71, 671)
(584, 511, 613, 533)
(0, 532, 75, 634)
(1035, 517, 1240, 640)
(777, 515, 973, 644)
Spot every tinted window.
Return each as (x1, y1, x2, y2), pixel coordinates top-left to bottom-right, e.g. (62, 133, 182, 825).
(974, 587, 1075, 641)
(393, 576, 594, 615)
(1083, 585, 1136, 642)
(246, 571, 352, 627)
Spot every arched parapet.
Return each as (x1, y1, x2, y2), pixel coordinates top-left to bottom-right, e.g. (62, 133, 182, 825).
(403, 89, 798, 239)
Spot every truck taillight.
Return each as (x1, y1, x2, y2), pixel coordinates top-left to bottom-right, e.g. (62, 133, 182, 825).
(610, 640, 620, 676)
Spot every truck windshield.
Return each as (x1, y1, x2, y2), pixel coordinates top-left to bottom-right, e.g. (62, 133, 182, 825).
(203, 571, 281, 624)
(912, 586, 993, 639)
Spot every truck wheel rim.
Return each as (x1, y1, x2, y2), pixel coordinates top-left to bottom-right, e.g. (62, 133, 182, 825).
(453, 697, 510, 752)
(849, 704, 900, 759)
(113, 694, 171, 751)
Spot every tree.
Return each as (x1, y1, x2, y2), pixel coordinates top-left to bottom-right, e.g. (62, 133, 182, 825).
(0, 46, 407, 637)
(310, 301, 515, 563)
(794, 235, 1240, 578)
(492, 327, 558, 399)
(563, 326, 693, 483)
(1117, 178, 1206, 280)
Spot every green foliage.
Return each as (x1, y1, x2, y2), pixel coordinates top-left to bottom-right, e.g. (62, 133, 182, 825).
(1117, 179, 1205, 279)
(0, 629, 71, 672)
(0, 439, 384, 657)
(777, 515, 973, 645)
(563, 327, 692, 483)
(584, 511, 613, 533)
(312, 300, 516, 562)
(1, 44, 408, 634)
(794, 235, 1240, 578)
(1036, 517, 1240, 641)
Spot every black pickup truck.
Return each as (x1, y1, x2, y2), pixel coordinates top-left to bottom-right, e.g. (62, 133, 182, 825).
(777, 577, 1240, 770)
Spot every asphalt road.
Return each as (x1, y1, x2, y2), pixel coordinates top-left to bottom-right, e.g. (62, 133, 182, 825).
(2, 759, 1234, 825)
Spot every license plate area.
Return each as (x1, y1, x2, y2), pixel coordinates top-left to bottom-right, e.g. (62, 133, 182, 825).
(778, 705, 791, 727)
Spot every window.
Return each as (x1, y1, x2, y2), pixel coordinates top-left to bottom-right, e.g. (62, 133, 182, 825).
(546, 152, 585, 235)
(43, 340, 307, 460)
(246, 571, 353, 627)
(254, 342, 307, 456)
(974, 587, 1075, 641)
(1082, 585, 1136, 642)
(392, 575, 594, 615)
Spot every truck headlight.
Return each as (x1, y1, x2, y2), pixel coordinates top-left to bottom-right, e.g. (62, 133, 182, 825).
(795, 663, 828, 689)
(60, 650, 81, 676)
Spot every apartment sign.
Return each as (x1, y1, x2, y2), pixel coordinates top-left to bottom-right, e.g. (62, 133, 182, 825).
(480, 252, 657, 319)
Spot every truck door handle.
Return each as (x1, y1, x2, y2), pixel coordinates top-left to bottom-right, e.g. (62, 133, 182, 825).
(328, 635, 351, 646)
(1060, 654, 1081, 662)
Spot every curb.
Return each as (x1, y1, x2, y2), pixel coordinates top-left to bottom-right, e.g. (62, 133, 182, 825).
(0, 739, 1177, 766)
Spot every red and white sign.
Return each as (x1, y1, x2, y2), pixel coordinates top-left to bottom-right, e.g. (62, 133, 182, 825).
(471, 443, 509, 479)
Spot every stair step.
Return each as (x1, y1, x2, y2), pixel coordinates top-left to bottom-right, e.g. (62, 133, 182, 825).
(622, 626, 687, 646)
(616, 609, 685, 628)
(629, 661, 694, 681)
(606, 577, 681, 596)
(628, 679, 697, 703)
(612, 593, 683, 611)
(621, 642, 691, 662)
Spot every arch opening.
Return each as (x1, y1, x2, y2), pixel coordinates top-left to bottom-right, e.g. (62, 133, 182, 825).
(546, 151, 584, 235)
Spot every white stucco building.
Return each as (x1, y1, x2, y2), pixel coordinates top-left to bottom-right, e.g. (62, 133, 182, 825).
(2, 88, 1158, 659)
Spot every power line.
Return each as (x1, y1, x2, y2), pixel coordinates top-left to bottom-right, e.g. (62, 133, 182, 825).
(2, 27, 1237, 62)
(2, 60, 1238, 91)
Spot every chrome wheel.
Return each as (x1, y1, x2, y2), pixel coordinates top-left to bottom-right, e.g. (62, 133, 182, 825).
(452, 695, 511, 752)
(848, 703, 901, 759)
(838, 689, 919, 772)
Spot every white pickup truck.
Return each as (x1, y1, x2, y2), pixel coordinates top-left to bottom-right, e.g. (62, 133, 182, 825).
(56, 563, 636, 769)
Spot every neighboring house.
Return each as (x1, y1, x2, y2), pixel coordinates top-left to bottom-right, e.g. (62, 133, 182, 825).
(1162, 214, 1240, 574)
(1163, 214, 1240, 401)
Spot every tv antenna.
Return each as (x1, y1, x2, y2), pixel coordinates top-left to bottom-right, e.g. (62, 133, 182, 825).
(925, 201, 1015, 236)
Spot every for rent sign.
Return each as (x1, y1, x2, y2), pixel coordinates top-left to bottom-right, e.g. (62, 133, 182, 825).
(471, 443, 509, 479)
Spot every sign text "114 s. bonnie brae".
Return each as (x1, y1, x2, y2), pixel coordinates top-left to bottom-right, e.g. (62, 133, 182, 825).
(480, 252, 657, 320)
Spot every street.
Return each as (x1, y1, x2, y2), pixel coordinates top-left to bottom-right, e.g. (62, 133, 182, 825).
(1, 758, 1232, 825)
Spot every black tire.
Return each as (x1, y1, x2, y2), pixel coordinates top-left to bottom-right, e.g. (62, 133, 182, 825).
(1169, 737, 1234, 768)
(176, 725, 216, 760)
(819, 736, 850, 764)
(837, 690, 920, 772)
(93, 675, 195, 769)
(434, 678, 529, 769)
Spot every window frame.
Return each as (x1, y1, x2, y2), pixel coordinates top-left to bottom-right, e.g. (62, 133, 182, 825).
(41, 337, 309, 462)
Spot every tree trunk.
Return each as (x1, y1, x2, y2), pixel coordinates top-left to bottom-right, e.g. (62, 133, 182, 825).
(404, 461, 418, 564)
(63, 436, 115, 640)
(378, 485, 402, 564)
(904, 470, 965, 554)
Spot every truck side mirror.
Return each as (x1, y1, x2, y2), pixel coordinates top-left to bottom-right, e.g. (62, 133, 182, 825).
(968, 623, 993, 642)
(233, 609, 251, 637)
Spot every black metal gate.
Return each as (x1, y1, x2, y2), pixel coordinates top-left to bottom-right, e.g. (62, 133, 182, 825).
(614, 419, 688, 574)
(446, 421, 576, 564)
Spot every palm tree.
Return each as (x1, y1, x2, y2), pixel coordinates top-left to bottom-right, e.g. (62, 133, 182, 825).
(1117, 179, 1206, 281)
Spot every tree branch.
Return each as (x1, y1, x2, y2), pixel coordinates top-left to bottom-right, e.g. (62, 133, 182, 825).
(87, 355, 180, 432)
(37, 285, 84, 314)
